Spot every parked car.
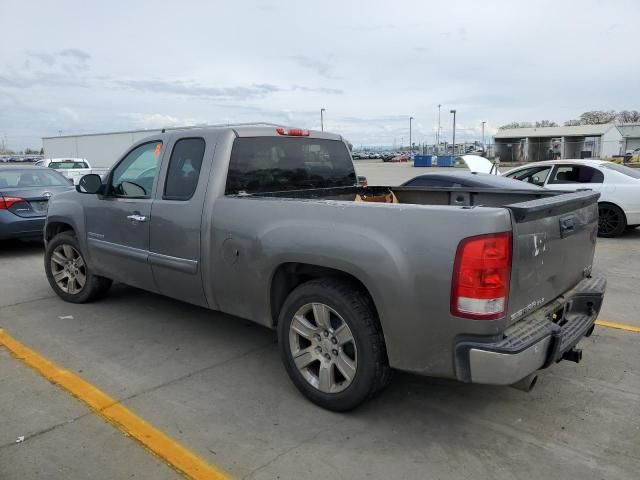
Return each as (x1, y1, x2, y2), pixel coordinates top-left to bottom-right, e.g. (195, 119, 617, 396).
(503, 160, 640, 237)
(35, 158, 93, 185)
(402, 171, 544, 190)
(44, 126, 605, 411)
(0, 166, 74, 240)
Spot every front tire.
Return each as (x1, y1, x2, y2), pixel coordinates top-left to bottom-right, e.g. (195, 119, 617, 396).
(598, 203, 626, 238)
(277, 278, 390, 411)
(45, 232, 112, 303)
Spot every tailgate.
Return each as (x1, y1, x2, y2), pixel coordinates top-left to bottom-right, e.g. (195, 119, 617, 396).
(506, 191, 600, 324)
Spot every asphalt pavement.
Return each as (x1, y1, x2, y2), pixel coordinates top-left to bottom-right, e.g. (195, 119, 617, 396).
(1, 162, 639, 479)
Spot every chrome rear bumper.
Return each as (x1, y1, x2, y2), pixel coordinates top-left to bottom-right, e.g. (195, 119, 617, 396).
(455, 277, 606, 385)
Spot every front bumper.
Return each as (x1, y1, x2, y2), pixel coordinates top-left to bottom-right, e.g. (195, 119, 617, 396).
(455, 277, 606, 385)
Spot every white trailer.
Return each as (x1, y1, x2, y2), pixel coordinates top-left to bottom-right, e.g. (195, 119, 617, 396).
(42, 123, 282, 170)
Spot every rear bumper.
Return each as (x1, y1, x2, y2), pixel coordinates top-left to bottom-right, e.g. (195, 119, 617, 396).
(454, 277, 606, 385)
(0, 211, 45, 240)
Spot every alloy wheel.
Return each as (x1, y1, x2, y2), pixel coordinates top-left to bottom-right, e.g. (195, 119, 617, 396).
(50, 244, 87, 294)
(288, 303, 358, 394)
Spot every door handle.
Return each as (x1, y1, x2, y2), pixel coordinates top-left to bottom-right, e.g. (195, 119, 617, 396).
(127, 214, 147, 222)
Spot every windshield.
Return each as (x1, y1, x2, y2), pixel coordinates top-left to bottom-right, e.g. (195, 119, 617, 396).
(226, 137, 356, 194)
(603, 163, 640, 179)
(49, 161, 89, 169)
(0, 169, 70, 188)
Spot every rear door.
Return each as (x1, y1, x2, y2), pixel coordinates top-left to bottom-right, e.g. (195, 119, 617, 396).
(149, 136, 214, 307)
(84, 140, 163, 291)
(506, 190, 600, 324)
(544, 164, 604, 194)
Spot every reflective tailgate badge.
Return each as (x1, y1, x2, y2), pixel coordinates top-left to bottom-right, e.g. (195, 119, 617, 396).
(511, 298, 545, 321)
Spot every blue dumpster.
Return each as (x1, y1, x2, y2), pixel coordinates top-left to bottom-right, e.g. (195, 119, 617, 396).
(436, 155, 454, 167)
(413, 155, 432, 167)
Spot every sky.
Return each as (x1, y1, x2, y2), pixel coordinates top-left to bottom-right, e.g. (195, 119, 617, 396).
(1, 0, 639, 150)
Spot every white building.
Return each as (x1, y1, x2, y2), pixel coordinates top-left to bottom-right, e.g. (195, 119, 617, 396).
(492, 124, 640, 162)
(42, 123, 280, 168)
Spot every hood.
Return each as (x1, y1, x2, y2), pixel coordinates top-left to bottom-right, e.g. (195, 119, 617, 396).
(455, 155, 501, 175)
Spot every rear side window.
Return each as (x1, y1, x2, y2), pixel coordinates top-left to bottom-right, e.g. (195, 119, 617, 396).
(164, 138, 205, 200)
(225, 137, 356, 194)
(549, 165, 603, 184)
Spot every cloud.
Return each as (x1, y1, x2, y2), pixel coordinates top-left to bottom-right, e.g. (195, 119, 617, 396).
(289, 55, 338, 79)
(113, 79, 282, 100)
(291, 85, 343, 95)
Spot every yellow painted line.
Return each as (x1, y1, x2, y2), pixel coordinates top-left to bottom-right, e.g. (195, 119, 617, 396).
(0, 329, 230, 480)
(595, 320, 640, 333)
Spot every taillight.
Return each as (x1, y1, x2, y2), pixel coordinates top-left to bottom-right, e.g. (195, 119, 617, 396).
(451, 232, 512, 320)
(0, 196, 26, 210)
(276, 127, 310, 136)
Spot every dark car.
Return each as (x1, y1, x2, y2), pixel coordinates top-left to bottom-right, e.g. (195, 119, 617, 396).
(402, 171, 545, 190)
(0, 166, 74, 240)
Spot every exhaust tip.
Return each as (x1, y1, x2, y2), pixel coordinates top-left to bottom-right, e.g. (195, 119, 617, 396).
(510, 374, 538, 392)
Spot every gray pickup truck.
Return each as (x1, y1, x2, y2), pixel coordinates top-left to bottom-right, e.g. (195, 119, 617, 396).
(44, 126, 606, 411)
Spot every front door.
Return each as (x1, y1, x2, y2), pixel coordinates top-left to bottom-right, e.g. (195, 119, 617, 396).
(85, 140, 163, 291)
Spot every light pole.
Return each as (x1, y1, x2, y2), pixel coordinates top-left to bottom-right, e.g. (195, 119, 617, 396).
(450, 110, 456, 155)
(320, 108, 325, 132)
(437, 104, 441, 146)
(481, 121, 486, 146)
(409, 116, 414, 155)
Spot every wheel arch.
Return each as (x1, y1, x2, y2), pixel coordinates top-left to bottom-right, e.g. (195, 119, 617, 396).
(45, 221, 75, 242)
(269, 262, 382, 331)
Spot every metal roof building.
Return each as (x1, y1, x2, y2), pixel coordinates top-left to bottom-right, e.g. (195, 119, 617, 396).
(492, 124, 626, 162)
(42, 123, 282, 168)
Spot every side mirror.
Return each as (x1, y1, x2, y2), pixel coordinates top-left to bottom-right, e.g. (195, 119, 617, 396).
(77, 174, 103, 194)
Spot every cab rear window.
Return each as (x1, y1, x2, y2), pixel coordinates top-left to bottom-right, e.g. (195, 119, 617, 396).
(225, 137, 356, 194)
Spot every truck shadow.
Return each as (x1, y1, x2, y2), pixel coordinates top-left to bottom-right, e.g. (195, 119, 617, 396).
(0, 238, 44, 257)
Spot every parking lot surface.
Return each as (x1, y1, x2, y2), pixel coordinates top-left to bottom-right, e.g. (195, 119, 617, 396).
(1, 162, 639, 479)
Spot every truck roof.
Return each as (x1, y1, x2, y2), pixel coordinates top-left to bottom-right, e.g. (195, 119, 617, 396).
(140, 125, 344, 142)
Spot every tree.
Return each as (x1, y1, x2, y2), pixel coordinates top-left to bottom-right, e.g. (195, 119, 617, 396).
(616, 110, 640, 124)
(499, 121, 533, 130)
(40, 147, 44, 155)
(535, 120, 558, 128)
(564, 119, 581, 126)
(579, 110, 617, 125)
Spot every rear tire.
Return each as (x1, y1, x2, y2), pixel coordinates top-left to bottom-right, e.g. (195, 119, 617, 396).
(598, 203, 626, 238)
(45, 232, 112, 303)
(277, 278, 390, 411)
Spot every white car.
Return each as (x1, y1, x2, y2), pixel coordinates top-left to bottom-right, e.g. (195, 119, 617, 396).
(503, 160, 640, 237)
(35, 158, 92, 185)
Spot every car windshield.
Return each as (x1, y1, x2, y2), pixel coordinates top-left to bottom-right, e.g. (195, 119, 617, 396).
(603, 163, 640, 179)
(0, 169, 70, 188)
(49, 161, 89, 169)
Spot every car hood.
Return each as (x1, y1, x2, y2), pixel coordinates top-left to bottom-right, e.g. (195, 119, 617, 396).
(456, 155, 501, 175)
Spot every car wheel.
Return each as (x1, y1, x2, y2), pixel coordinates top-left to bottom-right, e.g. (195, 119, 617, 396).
(277, 278, 390, 411)
(598, 203, 627, 238)
(45, 232, 112, 303)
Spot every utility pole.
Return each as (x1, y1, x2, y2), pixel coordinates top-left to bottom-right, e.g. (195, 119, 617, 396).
(409, 116, 414, 155)
(450, 110, 457, 155)
(437, 104, 441, 146)
(481, 121, 486, 146)
(320, 108, 325, 132)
